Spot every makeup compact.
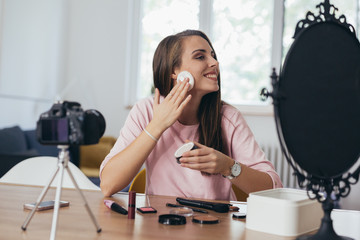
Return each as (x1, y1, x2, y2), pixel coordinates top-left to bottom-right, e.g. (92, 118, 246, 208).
(192, 215, 220, 224)
(177, 71, 194, 91)
(169, 207, 194, 217)
(232, 212, 246, 219)
(137, 195, 157, 214)
(137, 207, 157, 214)
(166, 203, 208, 214)
(174, 142, 198, 164)
(158, 214, 186, 225)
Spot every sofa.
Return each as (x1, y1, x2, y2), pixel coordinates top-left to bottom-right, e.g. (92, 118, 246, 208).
(0, 125, 79, 178)
(0, 125, 126, 189)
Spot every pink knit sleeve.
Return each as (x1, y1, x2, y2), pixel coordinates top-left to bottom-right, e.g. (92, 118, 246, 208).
(222, 105, 283, 188)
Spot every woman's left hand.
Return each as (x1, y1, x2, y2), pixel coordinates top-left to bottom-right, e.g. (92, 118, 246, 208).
(179, 141, 234, 175)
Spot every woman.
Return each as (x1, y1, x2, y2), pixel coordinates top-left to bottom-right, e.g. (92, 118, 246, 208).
(100, 30, 282, 200)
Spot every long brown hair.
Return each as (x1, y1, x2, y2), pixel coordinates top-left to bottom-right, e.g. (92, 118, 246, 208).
(152, 30, 223, 153)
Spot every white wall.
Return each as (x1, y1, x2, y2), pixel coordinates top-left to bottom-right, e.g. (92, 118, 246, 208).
(0, 0, 358, 210)
(62, 0, 130, 137)
(0, 0, 65, 129)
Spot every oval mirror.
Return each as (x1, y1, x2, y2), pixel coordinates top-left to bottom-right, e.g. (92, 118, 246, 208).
(279, 21, 360, 179)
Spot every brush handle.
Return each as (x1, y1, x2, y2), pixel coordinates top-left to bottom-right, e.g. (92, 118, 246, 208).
(176, 198, 229, 213)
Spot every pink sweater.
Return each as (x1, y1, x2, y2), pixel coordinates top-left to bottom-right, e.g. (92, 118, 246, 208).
(100, 96, 282, 200)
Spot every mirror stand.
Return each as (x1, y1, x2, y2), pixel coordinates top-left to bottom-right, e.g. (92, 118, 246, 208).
(297, 184, 352, 240)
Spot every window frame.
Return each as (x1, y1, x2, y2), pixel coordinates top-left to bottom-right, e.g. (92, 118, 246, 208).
(124, 0, 359, 116)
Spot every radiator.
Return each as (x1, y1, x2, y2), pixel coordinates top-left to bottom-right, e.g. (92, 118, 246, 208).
(261, 144, 299, 189)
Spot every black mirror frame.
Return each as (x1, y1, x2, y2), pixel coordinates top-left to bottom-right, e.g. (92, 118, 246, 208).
(261, 1, 360, 239)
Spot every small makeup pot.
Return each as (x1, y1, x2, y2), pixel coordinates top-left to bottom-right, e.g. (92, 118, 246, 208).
(158, 214, 186, 225)
(169, 207, 194, 217)
(174, 142, 198, 164)
(232, 212, 246, 219)
(192, 215, 220, 224)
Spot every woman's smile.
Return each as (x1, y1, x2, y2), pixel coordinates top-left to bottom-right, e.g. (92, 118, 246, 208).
(204, 71, 218, 81)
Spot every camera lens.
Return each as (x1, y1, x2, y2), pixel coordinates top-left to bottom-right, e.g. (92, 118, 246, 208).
(83, 110, 106, 145)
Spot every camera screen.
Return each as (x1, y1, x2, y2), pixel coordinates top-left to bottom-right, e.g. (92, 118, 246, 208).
(41, 118, 69, 143)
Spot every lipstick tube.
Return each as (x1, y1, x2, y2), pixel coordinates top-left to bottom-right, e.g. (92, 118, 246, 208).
(128, 191, 136, 219)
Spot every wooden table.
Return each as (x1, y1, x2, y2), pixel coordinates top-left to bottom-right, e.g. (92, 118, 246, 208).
(0, 183, 301, 240)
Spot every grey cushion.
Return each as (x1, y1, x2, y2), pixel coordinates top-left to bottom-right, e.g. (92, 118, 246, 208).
(0, 126, 28, 154)
(24, 130, 58, 157)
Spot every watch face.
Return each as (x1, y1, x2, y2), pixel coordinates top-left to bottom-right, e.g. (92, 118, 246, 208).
(231, 162, 241, 177)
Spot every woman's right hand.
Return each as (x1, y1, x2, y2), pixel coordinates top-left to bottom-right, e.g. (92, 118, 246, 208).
(151, 79, 192, 133)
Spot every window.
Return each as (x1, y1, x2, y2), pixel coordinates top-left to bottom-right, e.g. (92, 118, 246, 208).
(283, 0, 360, 60)
(130, 0, 360, 111)
(212, 0, 274, 105)
(139, 0, 199, 99)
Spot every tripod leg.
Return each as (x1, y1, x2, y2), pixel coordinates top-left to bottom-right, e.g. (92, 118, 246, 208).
(65, 166, 102, 233)
(49, 159, 65, 240)
(21, 166, 60, 231)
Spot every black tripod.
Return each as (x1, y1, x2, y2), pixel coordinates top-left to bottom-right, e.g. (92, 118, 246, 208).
(21, 145, 102, 240)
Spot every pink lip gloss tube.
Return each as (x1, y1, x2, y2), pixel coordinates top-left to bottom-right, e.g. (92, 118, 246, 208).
(128, 191, 136, 219)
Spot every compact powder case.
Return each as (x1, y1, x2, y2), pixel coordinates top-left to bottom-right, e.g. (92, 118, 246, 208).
(174, 142, 198, 164)
(169, 207, 194, 217)
(192, 215, 220, 224)
(158, 214, 186, 225)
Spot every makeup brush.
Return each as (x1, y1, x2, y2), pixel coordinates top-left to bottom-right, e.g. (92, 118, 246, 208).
(176, 197, 229, 213)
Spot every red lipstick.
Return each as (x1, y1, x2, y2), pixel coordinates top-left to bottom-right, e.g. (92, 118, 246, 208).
(128, 191, 136, 219)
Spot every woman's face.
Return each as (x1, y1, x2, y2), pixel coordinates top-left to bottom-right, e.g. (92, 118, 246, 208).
(173, 36, 219, 95)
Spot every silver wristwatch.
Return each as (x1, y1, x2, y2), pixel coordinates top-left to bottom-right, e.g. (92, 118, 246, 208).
(225, 161, 241, 180)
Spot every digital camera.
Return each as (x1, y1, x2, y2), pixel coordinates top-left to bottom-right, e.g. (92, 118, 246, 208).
(36, 101, 106, 145)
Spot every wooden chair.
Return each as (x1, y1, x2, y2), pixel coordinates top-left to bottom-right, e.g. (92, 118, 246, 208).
(79, 136, 117, 177)
(129, 168, 146, 193)
(232, 185, 248, 202)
